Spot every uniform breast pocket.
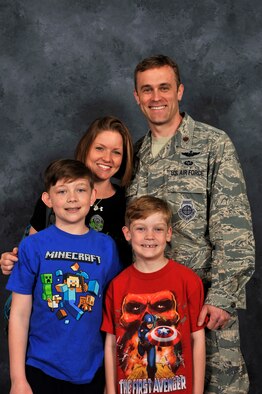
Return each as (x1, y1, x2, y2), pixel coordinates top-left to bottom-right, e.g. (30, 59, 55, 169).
(165, 160, 208, 230)
(167, 151, 208, 200)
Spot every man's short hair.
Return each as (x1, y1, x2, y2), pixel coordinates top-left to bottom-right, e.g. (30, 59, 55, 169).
(134, 54, 181, 90)
(125, 195, 172, 227)
(44, 159, 94, 191)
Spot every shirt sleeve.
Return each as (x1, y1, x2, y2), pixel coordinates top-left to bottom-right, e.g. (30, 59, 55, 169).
(105, 238, 123, 284)
(6, 238, 37, 294)
(205, 134, 255, 312)
(101, 281, 115, 335)
(188, 273, 205, 333)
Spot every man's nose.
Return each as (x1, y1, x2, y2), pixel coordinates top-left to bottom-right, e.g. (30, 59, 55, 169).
(152, 89, 161, 101)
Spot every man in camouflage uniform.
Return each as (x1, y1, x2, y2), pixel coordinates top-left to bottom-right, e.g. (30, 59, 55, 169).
(127, 54, 255, 393)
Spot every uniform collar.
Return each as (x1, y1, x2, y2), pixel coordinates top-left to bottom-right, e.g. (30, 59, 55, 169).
(176, 113, 195, 149)
(138, 113, 195, 161)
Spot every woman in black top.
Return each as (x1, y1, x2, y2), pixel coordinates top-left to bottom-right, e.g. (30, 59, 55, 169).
(1, 116, 133, 272)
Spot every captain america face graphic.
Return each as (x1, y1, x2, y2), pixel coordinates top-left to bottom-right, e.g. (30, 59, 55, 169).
(118, 290, 182, 380)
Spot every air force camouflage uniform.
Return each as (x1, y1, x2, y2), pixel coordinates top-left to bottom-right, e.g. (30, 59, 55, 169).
(126, 113, 255, 394)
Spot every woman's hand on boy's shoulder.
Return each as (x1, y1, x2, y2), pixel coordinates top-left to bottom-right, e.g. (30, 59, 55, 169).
(0, 247, 18, 275)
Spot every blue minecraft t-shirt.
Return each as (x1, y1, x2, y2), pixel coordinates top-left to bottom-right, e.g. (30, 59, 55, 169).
(6, 225, 121, 384)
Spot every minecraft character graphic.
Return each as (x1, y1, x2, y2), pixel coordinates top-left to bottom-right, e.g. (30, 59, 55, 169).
(55, 263, 99, 320)
(47, 295, 62, 310)
(78, 295, 95, 312)
(118, 290, 182, 380)
(56, 273, 87, 320)
(41, 273, 53, 301)
(41, 273, 62, 311)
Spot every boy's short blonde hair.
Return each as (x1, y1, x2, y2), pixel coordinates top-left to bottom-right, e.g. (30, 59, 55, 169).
(125, 196, 172, 227)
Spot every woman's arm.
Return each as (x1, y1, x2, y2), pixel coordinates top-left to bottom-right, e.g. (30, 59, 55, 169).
(29, 226, 37, 235)
(1, 193, 48, 275)
(0, 226, 38, 275)
(9, 292, 33, 394)
(191, 328, 205, 394)
(104, 333, 117, 394)
(0, 248, 19, 275)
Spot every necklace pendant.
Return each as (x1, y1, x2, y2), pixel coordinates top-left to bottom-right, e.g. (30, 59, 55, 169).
(93, 198, 103, 212)
(93, 203, 103, 212)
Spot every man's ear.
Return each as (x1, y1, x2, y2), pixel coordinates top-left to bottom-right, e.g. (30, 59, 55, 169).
(122, 226, 132, 242)
(133, 89, 140, 105)
(42, 192, 53, 208)
(177, 83, 184, 102)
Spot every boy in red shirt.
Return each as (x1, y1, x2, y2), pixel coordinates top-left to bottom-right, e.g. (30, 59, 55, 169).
(102, 195, 205, 394)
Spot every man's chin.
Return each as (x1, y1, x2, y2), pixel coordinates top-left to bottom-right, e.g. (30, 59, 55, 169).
(149, 119, 168, 126)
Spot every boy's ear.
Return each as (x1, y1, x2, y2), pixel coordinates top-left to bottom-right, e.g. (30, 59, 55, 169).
(122, 226, 131, 242)
(166, 226, 172, 242)
(42, 192, 53, 208)
(90, 188, 97, 207)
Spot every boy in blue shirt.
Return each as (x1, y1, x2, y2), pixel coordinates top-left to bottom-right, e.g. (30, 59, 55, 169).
(6, 159, 121, 394)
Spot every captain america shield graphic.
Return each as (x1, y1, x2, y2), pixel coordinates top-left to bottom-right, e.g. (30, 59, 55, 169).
(148, 326, 181, 347)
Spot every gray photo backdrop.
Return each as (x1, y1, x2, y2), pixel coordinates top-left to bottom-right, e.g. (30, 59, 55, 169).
(0, 1, 261, 393)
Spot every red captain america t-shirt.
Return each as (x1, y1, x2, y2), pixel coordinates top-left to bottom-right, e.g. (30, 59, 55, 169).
(101, 259, 204, 394)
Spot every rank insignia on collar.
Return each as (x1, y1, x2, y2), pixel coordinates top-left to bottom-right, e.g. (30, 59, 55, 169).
(181, 150, 200, 157)
(178, 200, 196, 222)
(184, 160, 193, 166)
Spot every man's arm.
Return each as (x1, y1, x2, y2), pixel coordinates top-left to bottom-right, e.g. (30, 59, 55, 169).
(191, 329, 205, 394)
(198, 304, 230, 330)
(205, 133, 255, 313)
(9, 292, 33, 394)
(104, 333, 117, 394)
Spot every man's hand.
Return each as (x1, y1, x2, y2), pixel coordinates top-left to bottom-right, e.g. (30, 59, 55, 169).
(198, 304, 231, 330)
(0, 248, 18, 275)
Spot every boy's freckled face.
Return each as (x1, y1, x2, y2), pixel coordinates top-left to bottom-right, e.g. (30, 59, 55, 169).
(42, 178, 96, 228)
(123, 212, 172, 262)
